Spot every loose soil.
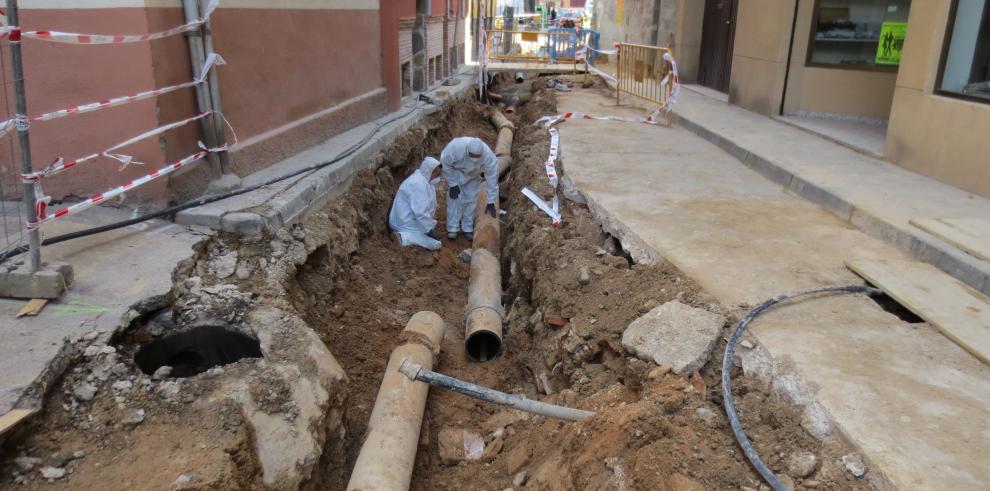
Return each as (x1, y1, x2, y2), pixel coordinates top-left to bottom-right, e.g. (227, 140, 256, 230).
(1, 76, 874, 491)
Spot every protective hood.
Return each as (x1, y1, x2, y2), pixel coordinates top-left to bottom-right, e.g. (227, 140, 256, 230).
(417, 157, 442, 181)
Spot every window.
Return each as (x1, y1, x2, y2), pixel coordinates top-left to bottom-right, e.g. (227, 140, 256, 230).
(807, 0, 912, 69)
(938, 0, 990, 102)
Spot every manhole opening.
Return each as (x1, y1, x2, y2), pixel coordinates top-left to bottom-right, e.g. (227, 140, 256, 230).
(134, 325, 263, 378)
(867, 288, 924, 324)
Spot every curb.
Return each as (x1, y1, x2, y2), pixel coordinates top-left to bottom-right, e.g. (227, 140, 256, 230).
(176, 72, 477, 237)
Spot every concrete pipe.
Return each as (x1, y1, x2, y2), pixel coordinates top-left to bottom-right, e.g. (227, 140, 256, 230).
(346, 311, 446, 491)
(464, 248, 504, 362)
(495, 127, 514, 157)
(472, 188, 500, 255)
(490, 110, 515, 131)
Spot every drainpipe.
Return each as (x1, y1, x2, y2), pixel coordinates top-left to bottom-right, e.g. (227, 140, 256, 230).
(346, 311, 446, 491)
(780, 0, 800, 116)
(182, 0, 223, 182)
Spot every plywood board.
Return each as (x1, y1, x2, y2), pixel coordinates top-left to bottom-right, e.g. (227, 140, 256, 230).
(910, 217, 990, 263)
(847, 258, 990, 366)
(0, 409, 35, 438)
(15, 298, 48, 318)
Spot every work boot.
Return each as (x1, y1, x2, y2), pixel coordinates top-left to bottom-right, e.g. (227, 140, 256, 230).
(448, 231, 458, 240)
(465, 232, 474, 241)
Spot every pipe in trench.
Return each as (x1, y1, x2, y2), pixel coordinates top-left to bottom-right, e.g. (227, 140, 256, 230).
(346, 311, 446, 491)
(463, 110, 514, 362)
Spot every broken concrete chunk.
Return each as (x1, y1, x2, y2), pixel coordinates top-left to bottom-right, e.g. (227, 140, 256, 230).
(39, 466, 66, 480)
(72, 382, 98, 402)
(841, 454, 867, 478)
(152, 365, 173, 380)
(122, 409, 146, 425)
(578, 266, 591, 285)
(437, 428, 485, 466)
(621, 301, 725, 375)
(14, 456, 41, 472)
(111, 380, 133, 391)
(787, 450, 818, 478)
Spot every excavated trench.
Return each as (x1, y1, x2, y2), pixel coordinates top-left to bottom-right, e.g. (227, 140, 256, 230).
(0, 77, 878, 491)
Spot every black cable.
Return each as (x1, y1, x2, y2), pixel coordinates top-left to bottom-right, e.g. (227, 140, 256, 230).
(0, 102, 427, 264)
(721, 284, 881, 491)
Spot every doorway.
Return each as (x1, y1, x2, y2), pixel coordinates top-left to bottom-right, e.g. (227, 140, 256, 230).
(698, 0, 738, 93)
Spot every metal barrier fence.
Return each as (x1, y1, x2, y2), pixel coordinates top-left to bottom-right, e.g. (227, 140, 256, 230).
(484, 29, 589, 64)
(615, 43, 676, 123)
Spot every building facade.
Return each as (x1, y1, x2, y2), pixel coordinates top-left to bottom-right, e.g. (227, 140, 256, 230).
(2, 0, 466, 206)
(594, 0, 990, 198)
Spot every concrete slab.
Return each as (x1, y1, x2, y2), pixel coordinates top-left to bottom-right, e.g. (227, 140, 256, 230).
(0, 208, 201, 418)
(670, 86, 990, 297)
(176, 72, 478, 236)
(554, 87, 990, 490)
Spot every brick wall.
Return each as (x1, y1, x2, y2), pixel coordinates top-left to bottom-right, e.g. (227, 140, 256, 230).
(426, 16, 445, 58)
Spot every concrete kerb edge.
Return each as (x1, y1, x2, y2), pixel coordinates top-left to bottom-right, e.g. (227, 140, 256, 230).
(675, 112, 990, 297)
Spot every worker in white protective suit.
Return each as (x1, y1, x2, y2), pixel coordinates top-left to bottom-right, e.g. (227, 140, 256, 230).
(440, 137, 498, 240)
(389, 157, 444, 250)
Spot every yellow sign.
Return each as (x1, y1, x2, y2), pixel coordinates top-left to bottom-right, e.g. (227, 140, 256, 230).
(876, 22, 907, 65)
(616, 0, 623, 24)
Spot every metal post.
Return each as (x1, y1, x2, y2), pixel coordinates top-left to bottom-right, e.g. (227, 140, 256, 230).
(181, 0, 223, 181)
(7, 0, 41, 272)
(199, 0, 230, 175)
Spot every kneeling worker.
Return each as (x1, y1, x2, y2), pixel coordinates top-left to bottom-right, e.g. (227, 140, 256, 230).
(389, 157, 443, 250)
(440, 137, 498, 240)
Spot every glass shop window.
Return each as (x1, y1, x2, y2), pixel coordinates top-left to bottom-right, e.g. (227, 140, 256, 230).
(808, 0, 912, 69)
(938, 0, 990, 102)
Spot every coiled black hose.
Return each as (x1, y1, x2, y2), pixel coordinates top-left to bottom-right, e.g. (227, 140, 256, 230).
(721, 285, 881, 491)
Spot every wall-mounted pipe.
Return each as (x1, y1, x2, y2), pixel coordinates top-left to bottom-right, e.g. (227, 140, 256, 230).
(346, 311, 446, 491)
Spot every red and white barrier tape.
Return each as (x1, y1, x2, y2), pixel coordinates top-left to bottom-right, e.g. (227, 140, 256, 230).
(525, 115, 565, 226)
(29, 150, 208, 230)
(22, 111, 220, 181)
(6, 0, 217, 44)
(0, 53, 223, 142)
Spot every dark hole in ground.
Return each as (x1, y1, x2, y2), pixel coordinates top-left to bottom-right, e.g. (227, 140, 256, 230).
(465, 330, 503, 362)
(867, 287, 925, 323)
(134, 325, 263, 377)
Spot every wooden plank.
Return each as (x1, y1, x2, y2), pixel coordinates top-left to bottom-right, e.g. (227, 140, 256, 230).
(847, 258, 990, 366)
(0, 409, 36, 438)
(910, 217, 990, 263)
(15, 298, 48, 318)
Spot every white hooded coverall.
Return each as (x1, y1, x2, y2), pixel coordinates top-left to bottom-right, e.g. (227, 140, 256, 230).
(440, 137, 498, 234)
(389, 157, 442, 250)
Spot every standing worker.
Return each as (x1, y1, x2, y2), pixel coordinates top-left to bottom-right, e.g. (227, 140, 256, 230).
(389, 157, 444, 250)
(440, 137, 498, 240)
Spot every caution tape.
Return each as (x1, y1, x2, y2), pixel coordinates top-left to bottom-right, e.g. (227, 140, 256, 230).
(524, 115, 566, 226)
(8, 0, 217, 45)
(22, 112, 221, 182)
(0, 53, 223, 143)
(28, 150, 208, 230)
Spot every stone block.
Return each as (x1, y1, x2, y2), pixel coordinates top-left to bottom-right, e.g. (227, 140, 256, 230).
(0, 261, 73, 299)
(621, 300, 725, 375)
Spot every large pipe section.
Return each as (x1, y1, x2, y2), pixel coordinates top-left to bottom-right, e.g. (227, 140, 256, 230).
(490, 110, 514, 178)
(347, 312, 446, 491)
(463, 111, 514, 362)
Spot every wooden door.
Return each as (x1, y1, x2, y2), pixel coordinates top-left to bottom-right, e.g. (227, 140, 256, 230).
(698, 0, 738, 93)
